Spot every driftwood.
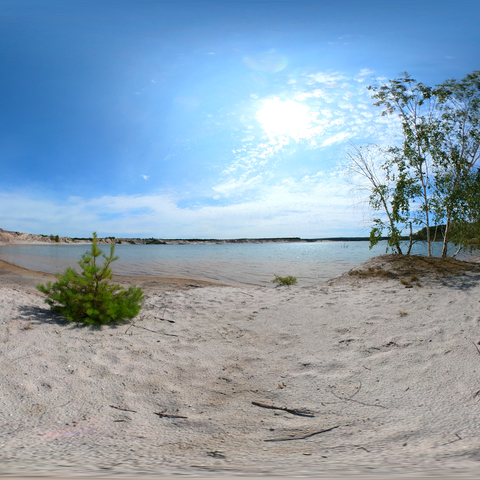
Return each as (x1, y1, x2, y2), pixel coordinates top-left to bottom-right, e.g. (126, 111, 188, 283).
(154, 411, 188, 419)
(265, 425, 340, 442)
(110, 405, 137, 413)
(160, 306, 175, 322)
(134, 324, 178, 336)
(252, 401, 314, 417)
(125, 322, 178, 337)
(442, 433, 463, 445)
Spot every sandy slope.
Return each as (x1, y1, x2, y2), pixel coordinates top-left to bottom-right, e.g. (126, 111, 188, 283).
(1, 256, 480, 478)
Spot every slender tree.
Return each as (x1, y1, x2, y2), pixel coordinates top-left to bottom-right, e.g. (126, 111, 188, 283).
(447, 168, 480, 255)
(346, 144, 404, 254)
(431, 72, 480, 256)
(368, 71, 480, 257)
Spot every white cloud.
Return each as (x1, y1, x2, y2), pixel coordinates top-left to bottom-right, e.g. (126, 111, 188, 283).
(140, 174, 149, 180)
(212, 174, 263, 197)
(307, 71, 346, 85)
(321, 131, 351, 147)
(209, 68, 402, 204)
(354, 68, 375, 82)
(0, 172, 368, 238)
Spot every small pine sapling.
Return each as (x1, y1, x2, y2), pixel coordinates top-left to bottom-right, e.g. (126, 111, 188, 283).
(37, 232, 144, 325)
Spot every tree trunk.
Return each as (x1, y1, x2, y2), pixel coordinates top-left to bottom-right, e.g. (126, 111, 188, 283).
(406, 222, 413, 255)
(380, 196, 403, 255)
(441, 216, 451, 258)
(422, 183, 432, 256)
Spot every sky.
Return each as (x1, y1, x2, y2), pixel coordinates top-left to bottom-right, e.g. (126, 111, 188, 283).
(1, 0, 479, 239)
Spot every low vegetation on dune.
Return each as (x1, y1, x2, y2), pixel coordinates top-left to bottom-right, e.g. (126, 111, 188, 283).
(348, 254, 480, 287)
(272, 274, 298, 286)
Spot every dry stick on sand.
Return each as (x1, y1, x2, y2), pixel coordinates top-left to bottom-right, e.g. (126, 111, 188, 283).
(239, 291, 254, 297)
(124, 306, 174, 336)
(125, 322, 178, 337)
(252, 401, 315, 417)
(110, 405, 137, 413)
(328, 381, 388, 409)
(471, 344, 480, 400)
(265, 425, 340, 442)
(154, 411, 188, 419)
(160, 305, 175, 323)
(133, 324, 178, 336)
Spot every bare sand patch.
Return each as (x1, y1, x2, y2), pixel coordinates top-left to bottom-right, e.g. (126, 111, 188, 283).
(1, 255, 480, 478)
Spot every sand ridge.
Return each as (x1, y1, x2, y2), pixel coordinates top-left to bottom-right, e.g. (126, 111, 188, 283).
(1, 256, 480, 477)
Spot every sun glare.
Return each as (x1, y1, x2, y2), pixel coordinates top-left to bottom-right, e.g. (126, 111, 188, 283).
(256, 98, 312, 138)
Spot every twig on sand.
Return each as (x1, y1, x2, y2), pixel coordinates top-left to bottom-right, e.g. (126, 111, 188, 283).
(252, 401, 315, 417)
(442, 433, 463, 445)
(110, 405, 137, 413)
(357, 445, 370, 452)
(265, 425, 340, 442)
(328, 382, 388, 409)
(134, 324, 178, 336)
(124, 322, 136, 335)
(160, 306, 175, 323)
(125, 323, 178, 337)
(472, 341, 480, 356)
(154, 411, 188, 419)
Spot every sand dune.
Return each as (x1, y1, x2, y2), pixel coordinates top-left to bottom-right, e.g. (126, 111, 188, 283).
(1, 256, 480, 478)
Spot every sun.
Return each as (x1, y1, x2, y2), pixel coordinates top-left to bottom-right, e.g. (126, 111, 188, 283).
(256, 97, 312, 138)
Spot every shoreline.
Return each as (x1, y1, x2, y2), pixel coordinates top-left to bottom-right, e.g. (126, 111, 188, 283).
(1, 253, 479, 294)
(0, 258, 237, 295)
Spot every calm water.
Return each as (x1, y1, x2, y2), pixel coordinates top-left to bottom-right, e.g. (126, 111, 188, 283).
(0, 241, 472, 286)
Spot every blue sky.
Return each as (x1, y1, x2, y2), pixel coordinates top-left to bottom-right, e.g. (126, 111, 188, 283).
(1, 0, 479, 238)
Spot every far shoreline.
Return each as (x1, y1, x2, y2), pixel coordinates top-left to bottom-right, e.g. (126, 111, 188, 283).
(0, 227, 386, 246)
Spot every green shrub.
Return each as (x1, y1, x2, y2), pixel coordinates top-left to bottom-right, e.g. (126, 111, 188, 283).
(272, 275, 298, 286)
(37, 232, 144, 325)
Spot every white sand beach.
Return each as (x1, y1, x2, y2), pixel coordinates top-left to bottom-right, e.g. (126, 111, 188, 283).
(1, 255, 480, 478)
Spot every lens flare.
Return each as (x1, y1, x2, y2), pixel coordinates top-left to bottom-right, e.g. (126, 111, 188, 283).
(243, 51, 288, 73)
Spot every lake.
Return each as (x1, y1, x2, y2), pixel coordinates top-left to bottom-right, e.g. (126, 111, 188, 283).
(0, 241, 473, 287)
